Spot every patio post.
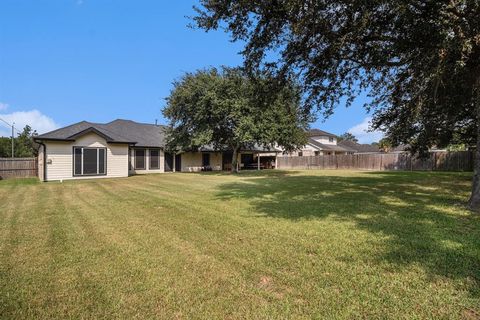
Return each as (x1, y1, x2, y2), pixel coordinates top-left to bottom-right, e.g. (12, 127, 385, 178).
(257, 153, 260, 170)
(173, 152, 176, 172)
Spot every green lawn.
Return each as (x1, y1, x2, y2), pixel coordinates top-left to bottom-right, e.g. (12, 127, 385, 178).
(0, 171, 479, 319)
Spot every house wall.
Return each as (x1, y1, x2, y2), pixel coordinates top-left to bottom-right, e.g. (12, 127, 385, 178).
(283, 144, 319, 157)
(311, 135, 337, 145)
(129, 148, 165, 175)
(43, 132, 129, 181)
(180, 152, 222, 172)
(38, 144, 45, 181)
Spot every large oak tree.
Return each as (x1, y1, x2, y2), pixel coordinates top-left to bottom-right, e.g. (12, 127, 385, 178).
(163, 67, 309, 172)
(193, 0, 480, 210)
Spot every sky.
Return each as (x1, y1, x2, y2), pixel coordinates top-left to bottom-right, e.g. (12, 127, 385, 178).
(0, 0, 382, 143)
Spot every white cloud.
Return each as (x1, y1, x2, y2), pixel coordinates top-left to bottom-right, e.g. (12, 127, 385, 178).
(348, 117, 384, 144)
(0, 110, 59, 137)
(0, 102, 8, 111)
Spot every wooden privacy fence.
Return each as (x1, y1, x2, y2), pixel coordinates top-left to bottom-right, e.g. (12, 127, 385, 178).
(276, 151, 474, 172)
(0, 158, 38, 179)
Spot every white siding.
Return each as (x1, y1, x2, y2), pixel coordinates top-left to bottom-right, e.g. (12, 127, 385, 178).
(44, 132, 129, 181)
(38, 144, 45, 181)
(180, 152, 222, 172)
(311, 135, 337, 145)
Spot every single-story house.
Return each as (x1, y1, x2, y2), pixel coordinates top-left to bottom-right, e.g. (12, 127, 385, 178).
(282, 129, 356, 156)
(34, 119, 279, 182)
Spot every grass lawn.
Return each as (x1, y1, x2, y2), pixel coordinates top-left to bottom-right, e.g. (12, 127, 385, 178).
(0, 170, 479, 319)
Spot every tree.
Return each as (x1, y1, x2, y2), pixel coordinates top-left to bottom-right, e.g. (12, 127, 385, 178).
(0, 125, 38, 158)
(15, 125, 39, 157)
(163, 67, 309, 172)
(338, 132, 358, 143)
(193, 1, 480, 210)
(378, 138, 393, 153)
(0, 137, 11, 157)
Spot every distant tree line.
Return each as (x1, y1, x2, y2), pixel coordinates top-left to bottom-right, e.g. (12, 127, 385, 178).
(0, 125, 39, 158)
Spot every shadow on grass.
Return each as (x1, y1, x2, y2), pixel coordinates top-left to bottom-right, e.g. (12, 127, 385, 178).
(188, 169, 301, 177)
(216, 171, 480, 298)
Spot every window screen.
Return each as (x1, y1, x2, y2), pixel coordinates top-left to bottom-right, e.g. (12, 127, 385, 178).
(72, 147, 106, 176)
(74, 148, 82, 175)
(135, 149, 146, 169)
(99, 149, 106, 174)
(150, 149, 160, 169)
(83, 148, 98, 174)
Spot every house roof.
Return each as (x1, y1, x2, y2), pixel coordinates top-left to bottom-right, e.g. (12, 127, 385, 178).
(337, 140, 381, 153)
(103, 119, 166, 148)
(307, 138, 355, 152)
(35, 119, 167, 148)
(307, 129, 337, 138)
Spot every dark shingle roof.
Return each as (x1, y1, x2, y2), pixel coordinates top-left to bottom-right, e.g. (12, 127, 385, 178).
(35, 119, 166, 148)
(307, 129, 337, 138)
(337, 140, 381, 153)
(103, 119, 166, 148)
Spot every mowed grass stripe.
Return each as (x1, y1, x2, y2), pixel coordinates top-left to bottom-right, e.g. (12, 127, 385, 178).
(66, 178, 334, 316)
(0, 171, 478, 319)
(66, 180, 256, 318)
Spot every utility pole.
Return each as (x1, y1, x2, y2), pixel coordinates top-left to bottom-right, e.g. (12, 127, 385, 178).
(11, 122, 14, 158)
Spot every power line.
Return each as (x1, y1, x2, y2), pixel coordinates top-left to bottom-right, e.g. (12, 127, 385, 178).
(0, 117, 12, 128)
(0, 117, 23, 135)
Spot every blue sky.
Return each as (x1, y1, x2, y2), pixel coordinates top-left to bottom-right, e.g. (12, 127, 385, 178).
(0, 0, 382, 143)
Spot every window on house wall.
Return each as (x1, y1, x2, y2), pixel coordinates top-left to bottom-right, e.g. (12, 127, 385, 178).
(73, 147, 106, 176)
(135, 149, 146, 169)
(298, 152, 303, 156)
(202, 153, 210, 166)
(314, 151, 320, 156)
(149, 149, 160, 169)
(329, 137, 334, 143)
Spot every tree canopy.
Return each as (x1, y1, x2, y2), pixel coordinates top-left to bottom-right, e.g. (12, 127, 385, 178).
(193, 0, 480, 209)
(338, 132, 358, 143)
(163, 67, 309, 171)
(0, 125, 38, 158)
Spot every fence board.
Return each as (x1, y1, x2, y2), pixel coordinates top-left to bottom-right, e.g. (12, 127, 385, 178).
(0, 158, 38, 179)
(276, 151, 473, 172)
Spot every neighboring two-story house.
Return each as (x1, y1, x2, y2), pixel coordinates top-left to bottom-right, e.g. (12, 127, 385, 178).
(283, 129, 357, 156)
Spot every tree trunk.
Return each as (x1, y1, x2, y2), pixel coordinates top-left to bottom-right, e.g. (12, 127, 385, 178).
(468, 78, 480, 212)
(231, 146, 240, 173)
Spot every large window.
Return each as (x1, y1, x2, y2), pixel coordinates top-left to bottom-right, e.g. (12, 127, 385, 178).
(150, 149, 160, 169)
(73, 147, 106, 176)
(135, 149, 146, 169)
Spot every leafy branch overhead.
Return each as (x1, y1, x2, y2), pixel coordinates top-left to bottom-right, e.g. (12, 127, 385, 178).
(193, 1, 480, 155)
